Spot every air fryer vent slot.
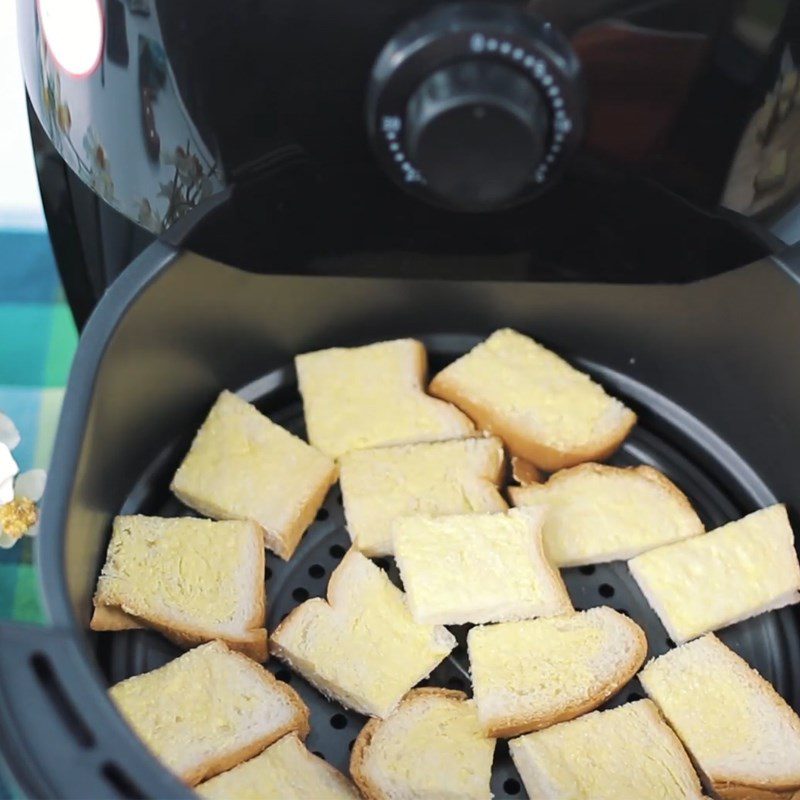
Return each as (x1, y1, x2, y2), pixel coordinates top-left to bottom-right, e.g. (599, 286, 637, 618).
(102, 762, 146, 799)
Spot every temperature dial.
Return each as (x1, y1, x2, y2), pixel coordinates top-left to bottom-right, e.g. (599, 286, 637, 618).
(367, 3, 583, 212)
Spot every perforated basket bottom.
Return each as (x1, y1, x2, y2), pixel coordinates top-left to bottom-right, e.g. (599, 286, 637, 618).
(96, 333, 800, 799)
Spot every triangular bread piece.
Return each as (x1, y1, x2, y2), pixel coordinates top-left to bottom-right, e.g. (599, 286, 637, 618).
(429, 329, 636, 471)
(270, 550, 456, 718)
(468, 607, 646, 737)
(350, 689, 495, 800)
(109, 641, 309, 786)
(629, 504, 800, 643)
(295, 338, 474, 459)
(197, 733, 359, 799)
(510, 463, 704, 566)
(640, 634, 800, 800)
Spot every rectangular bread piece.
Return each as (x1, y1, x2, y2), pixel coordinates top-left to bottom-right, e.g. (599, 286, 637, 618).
(340, 436, 507, 557)
(295, 338, 474, 458)
(429, 328, 636, 471)
(170, 390, 337, 559)
(629, 504, 800, 643)
(109, 641, 309, 786)
(640, 634, 800, 800)
(270, 549, 456, 718)
(91, 515, 267, 661)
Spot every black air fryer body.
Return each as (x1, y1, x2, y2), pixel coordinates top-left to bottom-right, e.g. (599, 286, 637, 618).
(4, 1, 800, 798)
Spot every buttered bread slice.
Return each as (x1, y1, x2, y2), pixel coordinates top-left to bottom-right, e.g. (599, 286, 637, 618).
(629, 504, 800, 643)
(468, 607, 646, 737)
(350, 689, 495, 800)
(197, 733, 359, 799)
(109, 641, 309, 786)
(640, 634, 800, 800)
(171, 391, 336, 559)
(295, 339, 474, 458)
(393, 507, 572, 625)
(429, 329, 636, 471)
(509, 700, 703, 800)
(270, 549, 456, 718)
(340, 436, 507, 557)
(91, 515, 267, 661)
(510, 463, 704, 567)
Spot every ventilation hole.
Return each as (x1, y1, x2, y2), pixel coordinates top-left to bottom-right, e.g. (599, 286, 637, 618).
(349, 738, 357, 751)
(616, 608, 630, 617)
(579, 565, 596, 575)
(627, 691, 643, 702)
(102, 763, 146, 799)
(31, 653, 95, 748)
(330, 713, 347, 729)
(374, 558, 390, 572)
(313, 751, 326, 761)
(308, 564, 325, 579)
(265, 567, 272, 580)
(329, 543, 346, 559)
(503, 778, 521, 796)
(276, 668, 292, 683)
(316, 507, 329, 521)
(292, 587, 309, 602)
(446, 676, 465, 690)
(666, 637, 676, 649)
(598, 583, 615, 598)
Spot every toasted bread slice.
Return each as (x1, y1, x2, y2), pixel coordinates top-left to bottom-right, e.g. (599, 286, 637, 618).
(197, 733, 359, 799)
(270, 550, 455, 718)
(350, 689, 495, 800)
(340, 436, 507, 557)
(91, 516, 267, 661)
(629, 504, 800, 644)
(468, 607, 646, 737)
(640, 634, 800, 800)
(510, 463, 704, 567)
(509, 700, 703, 800)
(428, 329, 636, 471)
(109, 641, 309, 786)
(393, 507, 572, 625)
(295, 339, 474, 459)
(170, 391, 336, 559)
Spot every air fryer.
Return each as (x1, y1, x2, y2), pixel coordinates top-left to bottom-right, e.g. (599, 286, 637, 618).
(2, 0, 800, 797)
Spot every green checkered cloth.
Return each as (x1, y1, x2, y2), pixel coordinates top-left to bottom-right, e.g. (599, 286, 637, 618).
(0, 229, 77, 624)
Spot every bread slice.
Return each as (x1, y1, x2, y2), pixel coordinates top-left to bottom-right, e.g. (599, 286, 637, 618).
(393, 507, 572, 625)
(270, 549, 456, 718)
(510, 463, 704, 567)
(640, 634, 800, 800)
(428, 329, 636, 471)
(90, 516, 267, 661)
(196, 733, 359, 799)
(295, 339, 475, 458)
(509, 700, 703, 800)
(109, 641, 309, 786)
(340, 436, 507, 557)
(629, 504, 800, 644)
(350, 688, 495, 800)
(468, 607, 646, 737)
(170, 390, 336, 559)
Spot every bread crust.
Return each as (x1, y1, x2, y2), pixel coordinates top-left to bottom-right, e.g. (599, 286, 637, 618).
(349, 688, 469, 800)
(429, 372, 635, 471)
(713, 783, 800, 800)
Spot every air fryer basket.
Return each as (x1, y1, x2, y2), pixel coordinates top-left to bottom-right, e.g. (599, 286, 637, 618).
(2, 241, 800, 799)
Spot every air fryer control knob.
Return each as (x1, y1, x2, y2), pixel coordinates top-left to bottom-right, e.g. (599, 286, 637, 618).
(367, 3, 583, 212)
(405, 62, 550, 209)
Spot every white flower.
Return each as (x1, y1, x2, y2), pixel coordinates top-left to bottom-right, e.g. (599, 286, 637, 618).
(0, 469, 47, 549)
(0, 412, 21, 451)
(0, 443, 19, 505)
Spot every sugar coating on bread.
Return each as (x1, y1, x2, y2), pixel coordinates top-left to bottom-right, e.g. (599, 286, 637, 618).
(340, 436, 507, 557)
(629, 504, 800, 643)
(640, 634, 800, 796)
(109, 641, 309, 786)
(170, 390, 336, 559)
(92, 515, 267, 660)
(428, 329, 636, 471)
(393, 507, 572, 625)
(197, 733, 359, 799)
(350, 689, 495, 800)
(468, 607, 646, 737)
(270, 550, 456, 718)
(509, 700, 703, 800)
(510, 463, 704, 567)
(295, 339, 474, 459)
